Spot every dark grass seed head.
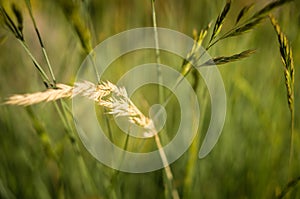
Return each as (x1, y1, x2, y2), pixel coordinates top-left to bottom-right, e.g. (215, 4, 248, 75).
(209, 0, 231, 43)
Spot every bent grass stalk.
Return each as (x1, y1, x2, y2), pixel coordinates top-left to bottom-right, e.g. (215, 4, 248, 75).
(269, 14, 295, 173)
(269, 15, 298, 198)
(269, 15, 295, 171)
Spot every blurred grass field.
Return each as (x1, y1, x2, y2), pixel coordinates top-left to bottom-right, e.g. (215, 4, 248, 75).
(0, 0, 300, 198)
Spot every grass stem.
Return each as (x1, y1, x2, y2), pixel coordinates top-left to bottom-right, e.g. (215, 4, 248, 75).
(154, 133, 180, 199)
(151, 1, 178, 198)
(25, 0, 56, 86)
(18, 40, 51, 86)
(288, 108, 295, 178)
(151, 0, 164, 104)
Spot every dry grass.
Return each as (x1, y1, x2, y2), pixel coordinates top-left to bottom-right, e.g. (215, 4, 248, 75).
(4, 84, 73, 106)
(4, 81, 156, 137)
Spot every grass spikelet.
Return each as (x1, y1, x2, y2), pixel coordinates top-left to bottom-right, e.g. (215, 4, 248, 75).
(269, 15, 294, 116)
(0, 5, 24, 41)
(226, 0, 293, 39)
(209, 0, 231, 43)
(207, 0, 293, 49)
(59, 0, 93, 54)
(73, 81, 112, 101)
(252, 0, 293, 19)
(11, 4, 23, 34)
(190, 25, 210, 56)
(225, 17, 265, 38)
(4, 81, 115, 106)
(181, 23, 211, 76)
(200, 49, 256, 66)
(235, 3, 254, 24)
(196, 23, 211, 47)
(5, 84, 73, 106)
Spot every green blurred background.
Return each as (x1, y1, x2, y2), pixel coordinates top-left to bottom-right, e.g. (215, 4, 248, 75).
(0, 0, 300, 198)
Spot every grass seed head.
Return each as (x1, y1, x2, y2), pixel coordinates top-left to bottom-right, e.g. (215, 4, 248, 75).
(269, 14, 294, 112)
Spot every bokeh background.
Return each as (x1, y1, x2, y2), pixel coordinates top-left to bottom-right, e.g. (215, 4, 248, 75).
(0, 0, 299, 198)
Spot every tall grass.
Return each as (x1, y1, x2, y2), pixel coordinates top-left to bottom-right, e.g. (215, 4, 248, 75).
(0, 0, 299, 198)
